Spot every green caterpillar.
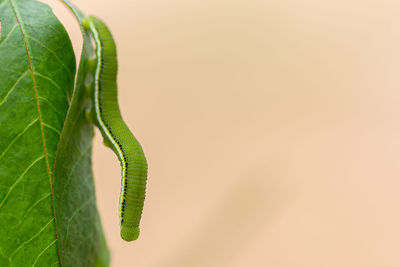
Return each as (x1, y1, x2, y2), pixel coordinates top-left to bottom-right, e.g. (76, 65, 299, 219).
(84, 16, 148, 242)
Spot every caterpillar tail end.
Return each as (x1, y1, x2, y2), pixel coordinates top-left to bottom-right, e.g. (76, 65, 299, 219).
(120, 226, 140, 242)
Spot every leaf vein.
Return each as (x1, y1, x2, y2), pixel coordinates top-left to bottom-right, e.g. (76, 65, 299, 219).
(32, 72, 67, 99)
(25, 34, 74, 79)
(9, 218, 55, 262)
(0, 248, 6, 259)
(60, 143, 92, 198)
(0, 23, 17, 47)
(63, 197, 93, 245)
(0, 155, 45, 209)
(43, 123, 61, 136)
(14, 193, 51, 228)
(0, 70, 29, 106)
(31, 239, 56, 267)
(38, 96, 64, 119)
(0, 118, 38, 159)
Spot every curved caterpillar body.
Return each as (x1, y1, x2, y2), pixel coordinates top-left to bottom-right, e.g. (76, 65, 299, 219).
(85, 16, 148, 242)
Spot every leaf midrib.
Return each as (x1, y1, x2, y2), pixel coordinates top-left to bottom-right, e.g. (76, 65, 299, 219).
(8, 0, 61, 264)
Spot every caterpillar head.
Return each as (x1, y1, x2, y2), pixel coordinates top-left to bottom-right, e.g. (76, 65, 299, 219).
(120, 224, 140, 242)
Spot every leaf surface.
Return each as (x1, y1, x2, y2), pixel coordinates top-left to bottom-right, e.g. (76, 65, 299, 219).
(0, 0, 110, 266)
(53, 1, 110, 266)
(0, 0, 75, 265)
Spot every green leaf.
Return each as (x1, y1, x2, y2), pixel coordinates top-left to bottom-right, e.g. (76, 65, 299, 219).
(0, 0, 110, 266)
(53, 1, 110, 266)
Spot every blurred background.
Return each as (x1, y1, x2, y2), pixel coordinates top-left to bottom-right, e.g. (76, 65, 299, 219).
(44, 0, 400, 266)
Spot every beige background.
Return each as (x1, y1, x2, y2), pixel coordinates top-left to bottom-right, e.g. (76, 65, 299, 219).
(44, 0, 400, 266)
